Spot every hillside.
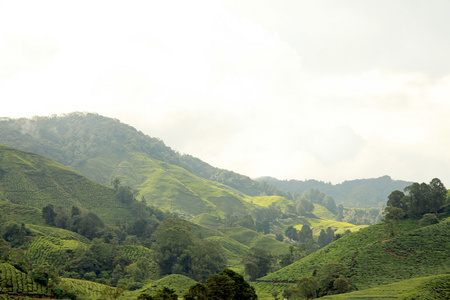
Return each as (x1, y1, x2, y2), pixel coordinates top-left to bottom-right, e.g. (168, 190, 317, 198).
(0, 144, 135, 223)
(0, 113, 289, 199)
(254, 215, 450, 298)
(258, 175, 412, 207)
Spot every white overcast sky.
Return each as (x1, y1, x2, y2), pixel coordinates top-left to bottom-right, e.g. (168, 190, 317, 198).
(1, 0, 450, 185)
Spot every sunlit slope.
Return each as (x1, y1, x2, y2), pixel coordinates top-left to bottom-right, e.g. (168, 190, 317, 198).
(0, 144, 131, 223)
(107, 152, 253, 217)
(220, 227, 291, 256)
(257, 217, 450, 290)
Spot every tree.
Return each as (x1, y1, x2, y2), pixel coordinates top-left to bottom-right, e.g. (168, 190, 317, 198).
(317, 229, 328, 248)
(189, 240, 227, 282)
(387, 190, 407, 210)
(324, 196, 337, 214)
(298, 225, 314, 244)
(383, 206, 405, 222)
(428, 178, 447, 213)
(316, 262, 349, 296)
(242, 247, 274, 281)
(42, 204, 56, 226)
(183, 283, 208, 300)
(111, 177, 121, 191)
(205, 274, 235, 300)
(185, 269, 257, 300)
(221, 268, 257, 300)
(31, 264, 61, 288)
(333, 275, 349, 294)
(302, 189, 325, 204)
(275, 232, 283, 242)
(297, 277, 318, 299)
(326, 227, 335, 245)
(419, 213, 439, 226)
(153, 218, 194, 275)
(297, 199, 315, 216)
(285, 226, 298, 241)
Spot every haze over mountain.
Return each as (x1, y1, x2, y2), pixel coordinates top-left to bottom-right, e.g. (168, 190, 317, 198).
(257, 176, 412, 207)
(2, 0, 450, 185)
(0, 113, 412, 208)
(1, 116, 449, 299)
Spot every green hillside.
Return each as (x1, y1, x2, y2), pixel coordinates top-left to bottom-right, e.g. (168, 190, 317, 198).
(0, 263, 51, 297)
(254, 215, 450, 297)
(0, 113, 290, 199)
(0, 144, 132, 223)
(220, 227, 291, 256)
(111, 151, 253, 218)
(321, 274, 450, 300)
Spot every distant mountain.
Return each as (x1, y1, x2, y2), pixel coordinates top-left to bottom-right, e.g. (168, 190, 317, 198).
(0, 113, 290, 200)
(257, 175, 412, 207)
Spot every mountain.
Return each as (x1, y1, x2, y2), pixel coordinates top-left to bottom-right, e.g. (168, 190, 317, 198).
(257, 175, 412, 207)
(0, 112, 290, 199)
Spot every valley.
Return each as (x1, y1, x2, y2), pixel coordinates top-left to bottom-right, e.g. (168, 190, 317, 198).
(0, 113, 449, 300)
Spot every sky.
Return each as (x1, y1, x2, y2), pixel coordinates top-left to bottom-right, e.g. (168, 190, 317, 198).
(1, 0, 450, 185)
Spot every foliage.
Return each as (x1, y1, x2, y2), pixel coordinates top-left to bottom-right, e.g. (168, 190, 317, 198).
(419, 213, 439, 227)
(183, 268, 257, 300)
(386, 178, 447, 217)
(242, 247, 274, 281)
(0, 262, 51, 297)
(255, 216, 450, 297)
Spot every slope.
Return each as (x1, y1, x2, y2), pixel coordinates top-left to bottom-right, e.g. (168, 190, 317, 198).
(0, 114, 266, 218)
(0, 144, 132, 223)
(0, 113, 289, 199)
(254, 215, 450, 295)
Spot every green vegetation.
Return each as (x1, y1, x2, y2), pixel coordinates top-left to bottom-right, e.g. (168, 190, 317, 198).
(0, 113, 289, 201)
(320, 274, 450, 299)
(0, 263, 51, 297)
(254, 215, 450, 298)
(1, 114, 449, 299)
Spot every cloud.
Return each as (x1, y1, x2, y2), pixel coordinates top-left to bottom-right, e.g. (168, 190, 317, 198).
(0, 35, 59, 82)
(1, 0, 450, 185)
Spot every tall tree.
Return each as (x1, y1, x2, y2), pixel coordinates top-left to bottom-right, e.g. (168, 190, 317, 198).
(242, 247, 274, 281)
(153, 218, 194, 275)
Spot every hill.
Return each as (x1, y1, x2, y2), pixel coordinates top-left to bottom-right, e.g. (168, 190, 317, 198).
(0, 144, 137, 223)
(257, 175, 412, 207)
(0, 113, 289, 199)
(321, 274, 450, 300)
(253, 215, 450, 298)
